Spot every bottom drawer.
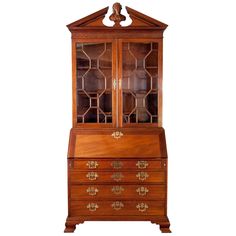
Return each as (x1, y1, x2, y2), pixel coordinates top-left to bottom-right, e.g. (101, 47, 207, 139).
(70, 200, 165, 216)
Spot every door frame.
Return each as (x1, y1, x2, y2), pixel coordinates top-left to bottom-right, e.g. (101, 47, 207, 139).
(72, 38, 117, 128)
(118, 39, 163, 128)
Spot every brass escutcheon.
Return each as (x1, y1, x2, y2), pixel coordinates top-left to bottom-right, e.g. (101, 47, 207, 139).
(111, 186, 124, 195)
(87, 186, 99, 196)
(136, 172, 149, 181)
(111, 172, 124, 182)
(86, 172, 98, 181)
(136, 186, 149, 196)
(111, 201, 124, 210)
(136, 203, 148, 212)
(111, 160, 123, 169)
(86, 161, 98, 169)
(136, 161, 149, 169)
(87, 203, 99, 211)
(111, 131, 123, 139)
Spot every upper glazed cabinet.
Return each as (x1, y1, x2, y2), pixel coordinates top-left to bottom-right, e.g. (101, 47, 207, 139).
(67, 3, 167, 128)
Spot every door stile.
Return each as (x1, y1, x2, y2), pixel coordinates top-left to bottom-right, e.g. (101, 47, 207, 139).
(112, 40, 118, 128)
(157, 39, 163, 127)
(118, 39, 123, 128)
(72, 38, 77, 127)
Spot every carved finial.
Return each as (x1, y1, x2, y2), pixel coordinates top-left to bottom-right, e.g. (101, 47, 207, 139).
(109, 2, 126, 27)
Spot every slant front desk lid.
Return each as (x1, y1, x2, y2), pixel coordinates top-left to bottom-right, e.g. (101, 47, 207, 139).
(68, 128, 167, 158)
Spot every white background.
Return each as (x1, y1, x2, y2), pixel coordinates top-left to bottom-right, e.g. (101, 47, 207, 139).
(0, 0, 236, 235)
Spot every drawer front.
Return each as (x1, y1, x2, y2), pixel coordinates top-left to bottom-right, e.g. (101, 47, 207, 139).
(70, 171, 165, 183)
(72, 159, 162, 170)
(70, 184, 166, 200)
(70, 200, 165, 216)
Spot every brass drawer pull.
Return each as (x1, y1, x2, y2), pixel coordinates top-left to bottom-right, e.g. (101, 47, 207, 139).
(111, 161, 123, 169)
(86, 161, 98, 169)
(136, 186, 149, 196)
(111, 201, 124, 210)
(87, 186, 99, 196)
(87, 203, 99, 212)
(136, 203, 148, 212)
(111, 186, 124, 195)
(111, 131, 123, 139)
(136, 161, 149, 169)
(111, 172, 124, 182)
(136, 172, 149, 181)
(86, 172, 98, 181)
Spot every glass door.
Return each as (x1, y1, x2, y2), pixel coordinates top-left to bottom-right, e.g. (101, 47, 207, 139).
(76, 42, 114, 125)
(120, 41, 159, 126)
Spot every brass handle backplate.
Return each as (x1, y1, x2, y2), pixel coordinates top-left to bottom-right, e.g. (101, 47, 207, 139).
(136, 172, 149, 181)
(136, 161, 149, 169)
(136, 186, 149, 196)
(86, 172, 98, 181)
(87, 186, 99, 196)
(111, 172, 124, 182)
(111, 131, 123, 139)
(111, 186, 124, 195)
(87, 203, 99, 212)
(86, 161, 98, 169)
(111, 201, 124, 210)
(136, 203, 148, 212)
(111, 161, 123, 169)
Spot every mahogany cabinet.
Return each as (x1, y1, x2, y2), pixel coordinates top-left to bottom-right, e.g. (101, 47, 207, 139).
(65, 3, 171, 233)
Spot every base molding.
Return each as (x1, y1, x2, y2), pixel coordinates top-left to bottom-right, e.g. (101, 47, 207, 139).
(64, 216, 171, 233)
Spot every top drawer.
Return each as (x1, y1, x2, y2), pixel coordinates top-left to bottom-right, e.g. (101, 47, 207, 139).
(68, 128, 167, 158)
(71, 159, 163, 170)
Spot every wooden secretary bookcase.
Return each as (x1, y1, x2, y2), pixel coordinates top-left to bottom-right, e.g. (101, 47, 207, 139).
(65, 3, 171, 233)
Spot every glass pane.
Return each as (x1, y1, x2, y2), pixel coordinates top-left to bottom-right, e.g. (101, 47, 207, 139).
(122, 42, 158, 124)
(76, 43, 112, 123)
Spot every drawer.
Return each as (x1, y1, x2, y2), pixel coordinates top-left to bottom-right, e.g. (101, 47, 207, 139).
(70, 171, 165, 183)
(71, 159, 163, 170)
(70, 184, 166, 200)
(70, 200, 165, 216)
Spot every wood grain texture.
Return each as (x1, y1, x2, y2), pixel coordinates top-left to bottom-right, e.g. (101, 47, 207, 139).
(70, 200, 165, 216)
(70, 171, 165, 184)
(70, 184, 166, 200)
(65, 3, 170, 234)
(74, 134, 161, 157)
(68, 128, 167, 158)
(72, 159, 162, 170)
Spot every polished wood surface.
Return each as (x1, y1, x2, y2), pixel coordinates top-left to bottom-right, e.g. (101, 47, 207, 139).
(72, 159, 162, 170)
(68, 128, 168, 158)
(70, 171, 165, 184)
(70, 184, 166, 200)
(70, 200, 165, 216)
(65, 2, 170, 233)
(74, 134, 161, 158)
